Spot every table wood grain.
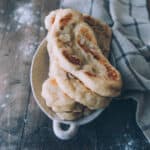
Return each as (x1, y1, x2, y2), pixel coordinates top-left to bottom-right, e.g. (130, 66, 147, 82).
(0, 0, 150, 149)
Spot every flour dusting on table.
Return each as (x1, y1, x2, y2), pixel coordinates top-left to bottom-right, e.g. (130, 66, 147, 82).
(5, 94, 10, 99)
(0, 9, 4, 14)
(113, 133, 140, 149)
(1, 103, 6, 108)
(13, 3, 38, 26)
(0, 23, 5, 29)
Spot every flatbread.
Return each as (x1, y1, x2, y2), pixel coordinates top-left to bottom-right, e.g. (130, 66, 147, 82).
(45, 10, 112, 109)
(50, 57, 111, 109)
(41, 78, 83, 113)
(47, 9, 122, 97)
(45, 11, 112, 58)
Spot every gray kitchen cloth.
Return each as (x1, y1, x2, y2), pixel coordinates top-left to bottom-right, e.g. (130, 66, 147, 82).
(60, 0, 150, 142)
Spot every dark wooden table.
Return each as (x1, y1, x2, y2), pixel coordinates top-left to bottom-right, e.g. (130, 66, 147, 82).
(0, 0, 150, 149)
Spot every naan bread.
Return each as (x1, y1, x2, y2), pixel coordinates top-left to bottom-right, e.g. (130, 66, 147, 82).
(41, 78, 83, 113)
(42, 78, 92, 120)
(47, 9, 122, 97)
(45, 10, 112, 109)
(50, 58, 111, 109)
(45, 11, 112, 58)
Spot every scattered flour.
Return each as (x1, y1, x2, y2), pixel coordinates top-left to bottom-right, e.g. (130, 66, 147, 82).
(6, 25, 11, 31)
(125, 146, 129, 150)
(114, 133, 138, 150)
(35, 11, 40, 15)
(24, 44, 36, 56)
(0, 9, 4, 14)
(123, 134, 136, 149)
(5, 94, 10, 99)
(1, 103, 6, 108)
(13, 3, 37, 26)
(24, 118, 27, 123)
(16, 24, 21, 30)
(0, 23, 5, 29)
(15, 55, 19, 59)
(127, 140, 134, 146)
(3, 79, 8, 86)
(0, 74, 9, 92)
(40, 26, 44, 31)
(21, 43, 37, 57)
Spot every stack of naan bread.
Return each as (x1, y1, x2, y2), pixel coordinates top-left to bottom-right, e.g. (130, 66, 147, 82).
(41, 9, 122, 120)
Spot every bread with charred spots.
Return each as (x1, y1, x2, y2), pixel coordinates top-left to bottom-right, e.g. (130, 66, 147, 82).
(45, 9, 112, 109)
(46, 9, 122, 97)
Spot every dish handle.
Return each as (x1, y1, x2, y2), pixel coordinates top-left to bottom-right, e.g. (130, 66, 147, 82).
(53, 120, 78, 140)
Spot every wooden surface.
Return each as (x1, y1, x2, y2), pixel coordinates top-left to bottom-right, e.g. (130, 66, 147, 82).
(0, 0, 150, 149)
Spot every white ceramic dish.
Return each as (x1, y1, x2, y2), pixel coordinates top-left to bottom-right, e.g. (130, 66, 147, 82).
(30, 39, 104, 140)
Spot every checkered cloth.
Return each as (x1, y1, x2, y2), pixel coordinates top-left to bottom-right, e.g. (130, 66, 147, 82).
(61, 0, 150, 142)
